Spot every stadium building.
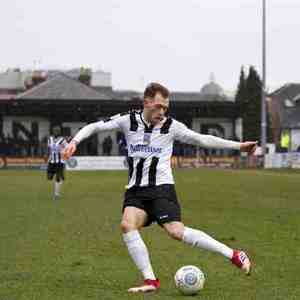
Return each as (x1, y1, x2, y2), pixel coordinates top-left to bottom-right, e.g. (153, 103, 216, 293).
(268, 83, 300, 152)
(0, 69, 241, 157)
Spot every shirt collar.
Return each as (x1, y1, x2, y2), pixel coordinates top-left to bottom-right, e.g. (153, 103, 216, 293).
(140, 110, 166, 128)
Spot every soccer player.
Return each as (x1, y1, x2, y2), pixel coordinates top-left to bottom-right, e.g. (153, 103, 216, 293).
(47, 126, 68, 200)
(63, 83, 257, 293)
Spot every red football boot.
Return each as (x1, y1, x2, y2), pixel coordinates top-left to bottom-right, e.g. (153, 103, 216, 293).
(231, 250, 251, 275)
(128, 279, 160, 293)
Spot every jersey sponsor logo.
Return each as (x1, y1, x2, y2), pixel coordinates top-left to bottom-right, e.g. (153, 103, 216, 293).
(129, 144, 162, 154)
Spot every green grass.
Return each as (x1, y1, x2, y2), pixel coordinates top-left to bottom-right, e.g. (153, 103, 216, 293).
(0, 168, 299, 300)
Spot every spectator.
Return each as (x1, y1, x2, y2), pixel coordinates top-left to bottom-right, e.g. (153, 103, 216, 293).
(280, 131, 290, 153)
(117, 132, 127, 156)
(103, 136, 113, 156)
(6, 135, 14, 156)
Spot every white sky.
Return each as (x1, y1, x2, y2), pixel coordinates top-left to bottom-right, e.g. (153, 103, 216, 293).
(1, 0, 300, 92)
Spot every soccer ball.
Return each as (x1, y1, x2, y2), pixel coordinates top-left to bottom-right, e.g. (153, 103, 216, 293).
(174, 265, 205, 295)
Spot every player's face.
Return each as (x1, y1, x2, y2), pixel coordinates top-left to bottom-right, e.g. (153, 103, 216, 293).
(144, 93, 169, 125)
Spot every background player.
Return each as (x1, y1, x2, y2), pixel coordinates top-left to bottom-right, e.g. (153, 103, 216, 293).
(47, 126, 68, 200)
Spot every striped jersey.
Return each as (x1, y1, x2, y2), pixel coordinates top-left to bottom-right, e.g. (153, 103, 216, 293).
(73, 111, 241, 189)
(48, 136, 68, 164)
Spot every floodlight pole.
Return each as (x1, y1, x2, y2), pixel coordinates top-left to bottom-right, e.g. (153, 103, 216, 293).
(261, 0, 267, 164)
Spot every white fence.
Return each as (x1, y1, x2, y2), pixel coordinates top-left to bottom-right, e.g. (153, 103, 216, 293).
(65, 156, 128, 171)
(265, 153, 300, 169)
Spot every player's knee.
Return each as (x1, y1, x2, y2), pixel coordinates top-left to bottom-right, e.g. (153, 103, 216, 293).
(165, 224, 184, 241)
(168, 229, 183, 241)
(120, 220, 137, 233)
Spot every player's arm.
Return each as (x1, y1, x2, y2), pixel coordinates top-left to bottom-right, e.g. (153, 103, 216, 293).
(62, 114, 128, 160)
(173, 120, 257, 154)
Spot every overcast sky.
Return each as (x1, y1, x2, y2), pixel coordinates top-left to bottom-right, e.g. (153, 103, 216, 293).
(1, 0, 300, 92)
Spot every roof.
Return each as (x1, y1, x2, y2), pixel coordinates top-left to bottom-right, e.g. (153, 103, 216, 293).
(200, 82, 224, 96)
(100, 90, 232, 102)
(17, 73, 111, 100)
(170, 92, 232, 102)
(269, 83, 300, 102)
(7, 71, 234, 103)
(113, 90, 143, 101)
(270, 83, 300, 128)
(281, 105, 300, 128)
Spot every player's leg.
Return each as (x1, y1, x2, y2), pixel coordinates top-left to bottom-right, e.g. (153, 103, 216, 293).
(53, 164, 63, 199)
(60, 163, 65, 181)
(122, 188, 160, 292)
(163, 222, 251, 274)
(121, 206, 147, 233)
(47, 163, 55, 181)
(47, 163, 56, 199)
(151, 185, 251, 274)
(163, 221, 234, 258)
(121, 207, 159, 292)
(47, 163, 60, 200)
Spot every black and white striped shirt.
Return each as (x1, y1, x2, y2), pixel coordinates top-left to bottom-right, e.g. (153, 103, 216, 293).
(73, 111, 241, 189)
(48, 136, 68, 164)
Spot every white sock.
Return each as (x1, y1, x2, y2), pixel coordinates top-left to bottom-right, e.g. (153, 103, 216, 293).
(54, 181, 62, 196)
(123, 230, 156, 280)
(183, 227, 234, 259)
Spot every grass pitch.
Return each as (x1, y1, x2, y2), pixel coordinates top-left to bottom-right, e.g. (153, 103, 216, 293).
(0, 168, 299, 300)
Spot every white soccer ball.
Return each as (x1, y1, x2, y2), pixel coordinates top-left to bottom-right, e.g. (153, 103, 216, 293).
(174, 265, 205, 295)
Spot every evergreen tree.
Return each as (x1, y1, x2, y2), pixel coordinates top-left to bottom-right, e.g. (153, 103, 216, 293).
(235, 66, 247, 108)
(235, 66, 273, 143)
(243, 66, 262, 141)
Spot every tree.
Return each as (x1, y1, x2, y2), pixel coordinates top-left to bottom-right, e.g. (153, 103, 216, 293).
(243, 66, 262, 141)
(78, 67, 91, 85)
(235, 66, 247, 110)
(235, 66, 273, 143)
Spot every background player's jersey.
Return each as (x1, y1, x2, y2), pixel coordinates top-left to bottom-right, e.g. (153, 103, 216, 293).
(48, 136, 68, 164)
(73, 111, 241, 189)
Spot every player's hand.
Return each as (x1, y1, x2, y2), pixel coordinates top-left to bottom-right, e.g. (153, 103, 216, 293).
(62, 141, 77, 160)
(240, 141, 258, 155)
